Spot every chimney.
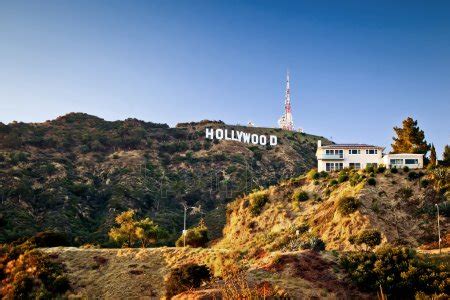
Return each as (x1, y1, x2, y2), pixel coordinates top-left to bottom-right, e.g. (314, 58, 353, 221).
(317, 140, 322, 148)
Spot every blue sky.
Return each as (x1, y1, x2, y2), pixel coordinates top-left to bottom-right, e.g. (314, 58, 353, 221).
(0, 0, 449, 156)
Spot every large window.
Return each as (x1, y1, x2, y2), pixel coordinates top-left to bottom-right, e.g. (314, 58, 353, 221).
(405, 159, 419, 165)
(349, 149, 361, 154)
(325, 149, 343, 158)
(390, 159, 403, 165)
(326, 162, 344, 171)
(366, 149, 378, 154)
(349, 163, 361, 170)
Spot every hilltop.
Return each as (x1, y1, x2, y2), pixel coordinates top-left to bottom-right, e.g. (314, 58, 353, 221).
(0, 113, 329, 244)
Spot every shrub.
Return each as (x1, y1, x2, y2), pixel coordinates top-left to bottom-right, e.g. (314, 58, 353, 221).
(338, 173, 349, 183)
(403, 166, 410, 172)
(391, 167, 398, 174)
(319, 171, 329, 178)
(337, 196, 360, 215)
(309, 237, 326, 251)
(0, 249, 70, 298)
(340, 246, 449, 297)
(367, 178, 376, 186)
(175, 225, 209, 248)
(307, 169, 319, 180)
(349, 173, 363, 186)
(365, 165, 375, 173)
(28, 231, 71, 247)
(377, 165, 386, 173)
(292, 189, 309, 202)
(408, 171, 420, 180)
(420, 179, 429, 188)
(165, 264, 211, 299)
(329, 179, 338, 186)
(249, 190, 269, 216)
(349, 229, 382, 250)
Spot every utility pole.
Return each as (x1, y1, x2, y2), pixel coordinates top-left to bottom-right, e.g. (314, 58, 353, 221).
(435, 204, 441, 254)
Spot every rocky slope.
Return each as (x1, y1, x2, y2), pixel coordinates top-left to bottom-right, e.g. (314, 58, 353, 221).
(216, 168, 449, 253)
(0, 113, 329, 243)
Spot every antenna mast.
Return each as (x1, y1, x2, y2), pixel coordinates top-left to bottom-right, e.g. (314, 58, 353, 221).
(278, 71, 294, 131)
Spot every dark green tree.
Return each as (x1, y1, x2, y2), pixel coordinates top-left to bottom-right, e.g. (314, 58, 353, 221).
(429, 144, 437, 166)
(443, 145, 450, 166)
(391, 117, 429, 154)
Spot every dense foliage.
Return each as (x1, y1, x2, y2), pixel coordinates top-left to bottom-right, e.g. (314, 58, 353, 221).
(337, 196, 360, 216)
(165, 263, 211, 299)
(175, 221, 209, 248)
(108, 210, 167, 247)
(341, 246, 449, 298)
(0, 237, 70, 298)
(391, 117, 430, 155)
(0, 113, 324, 244)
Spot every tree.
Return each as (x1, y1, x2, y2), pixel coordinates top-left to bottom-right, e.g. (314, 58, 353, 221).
(443, 145, 450, 166)
(109, 210, 138, 247)
(175, 221, 209, 248)
(108, 210, 165, 248)
(135, 218, 166, 248)
(391, 117, 430, 154)
(430, 144, 437, 166)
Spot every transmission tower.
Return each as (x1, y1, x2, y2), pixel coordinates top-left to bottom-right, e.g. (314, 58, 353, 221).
(278, 71, 294, 131)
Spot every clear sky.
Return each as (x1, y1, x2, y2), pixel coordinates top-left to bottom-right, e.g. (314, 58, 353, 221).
(1, 0, 449, 156)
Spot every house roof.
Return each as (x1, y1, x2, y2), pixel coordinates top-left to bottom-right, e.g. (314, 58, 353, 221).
(321, 143, 385, 149)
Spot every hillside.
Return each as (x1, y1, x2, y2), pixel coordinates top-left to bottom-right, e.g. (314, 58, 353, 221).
(0, 113, 329, 244)
(42, 247, 367, 299)
(217, 167, 449, 253)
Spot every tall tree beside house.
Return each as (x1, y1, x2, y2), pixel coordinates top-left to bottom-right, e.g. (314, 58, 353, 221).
(443, 145, 450, 166)
(429, 144, 437, 166)
(391, 117, 430, 154)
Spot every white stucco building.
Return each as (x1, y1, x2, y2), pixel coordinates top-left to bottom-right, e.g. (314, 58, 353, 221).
(316, 140, 424, 172)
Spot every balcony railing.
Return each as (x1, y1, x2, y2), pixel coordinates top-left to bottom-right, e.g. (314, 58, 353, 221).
(318, 154, 344, 160)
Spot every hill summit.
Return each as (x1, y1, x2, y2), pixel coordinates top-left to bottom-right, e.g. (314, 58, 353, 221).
(0, 112, 329, 244)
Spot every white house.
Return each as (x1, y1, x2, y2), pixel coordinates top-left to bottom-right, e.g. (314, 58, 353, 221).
(316, 140, 424, 172)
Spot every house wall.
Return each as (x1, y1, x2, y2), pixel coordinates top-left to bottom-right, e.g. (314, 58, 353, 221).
(316, 147, 382, 172)
(382, 154, 424, 169)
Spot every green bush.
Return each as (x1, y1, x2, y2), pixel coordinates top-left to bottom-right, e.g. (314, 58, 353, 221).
(377, 165, 386, 173)
(391, 167, 398, 174)
(338, 173, 349, 183)
(337, 196, 360, 215)
(365, 165, 375, 173)
(349, 173, 363, 186)
(408, 171, 420, 180)
(307, 169, 319, 180)
(367, 178, 376, 186)
(249, 190, 269, 216)
(420, 179, 429, 188)
(403, 166, 410, 172)
(292, 189, 309, 202)
(309, 237, 326, 251)
(329, 179, 338, 186)
(340, 246, 449, 297)
(175, 225, 209, 248)
(349, 229, 382, 250)
(165, 263, 211, 299)
(319, 171, 329, 178)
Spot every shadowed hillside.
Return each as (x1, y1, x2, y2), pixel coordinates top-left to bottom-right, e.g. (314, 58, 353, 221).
(0, 113, 329, 244)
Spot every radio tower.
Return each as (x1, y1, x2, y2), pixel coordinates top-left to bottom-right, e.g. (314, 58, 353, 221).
(278, 71, 294, 131)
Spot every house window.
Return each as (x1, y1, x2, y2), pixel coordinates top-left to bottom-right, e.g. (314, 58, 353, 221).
(390, 159, 403, 165)
(349, 149, 360, 154)
(366, 149, 377, 154)
(349, 163, 361, 170)
(325, 149, 343, 157)
(405, 159, 419, 165)
(326, 162, 344, 171)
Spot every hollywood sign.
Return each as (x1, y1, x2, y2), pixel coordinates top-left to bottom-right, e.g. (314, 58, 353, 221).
(205, 128, 278, 146)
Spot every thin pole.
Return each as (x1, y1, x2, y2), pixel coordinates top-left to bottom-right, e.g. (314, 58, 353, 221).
(183, 205, 187, 247)
(436, 204, 441, 254)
